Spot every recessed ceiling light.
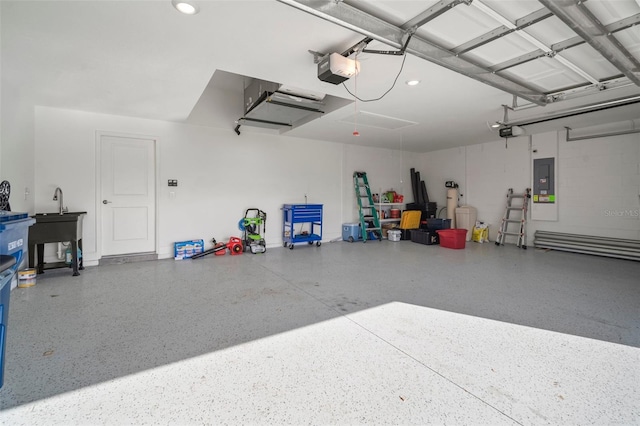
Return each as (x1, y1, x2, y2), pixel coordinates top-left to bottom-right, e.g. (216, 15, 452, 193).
(406, 80, 420, 86)
(172, 0, 199, 15)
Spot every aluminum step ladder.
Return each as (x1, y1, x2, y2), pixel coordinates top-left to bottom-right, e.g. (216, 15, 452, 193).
(495, 188, 531, 249)
(353, 171, 382, 242)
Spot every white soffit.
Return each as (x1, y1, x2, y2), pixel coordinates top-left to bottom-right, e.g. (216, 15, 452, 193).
(339, 111, 417, 130)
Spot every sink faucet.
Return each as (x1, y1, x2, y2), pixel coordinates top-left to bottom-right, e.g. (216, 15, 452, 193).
(53, 187, 66, 215)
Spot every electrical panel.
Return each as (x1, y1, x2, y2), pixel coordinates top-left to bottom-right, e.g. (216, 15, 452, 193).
(533, 158, 555, 203)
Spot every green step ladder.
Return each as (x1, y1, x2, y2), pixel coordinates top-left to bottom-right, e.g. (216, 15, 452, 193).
(353, 171, 382, 242)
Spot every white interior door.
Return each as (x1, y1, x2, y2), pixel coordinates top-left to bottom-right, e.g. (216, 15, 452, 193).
(100, 135, 156, 256)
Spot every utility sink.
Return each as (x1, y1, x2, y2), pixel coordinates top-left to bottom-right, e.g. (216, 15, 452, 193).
(29, 212, 86, 276)
(33, 212, 87, 222)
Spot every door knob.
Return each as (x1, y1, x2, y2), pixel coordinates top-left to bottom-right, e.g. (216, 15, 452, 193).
(103, 200, 112, 204)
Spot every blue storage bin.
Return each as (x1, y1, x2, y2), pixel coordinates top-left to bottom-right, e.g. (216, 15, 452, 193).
(426, 218, 451, 231)
(0, 211, 35, 389)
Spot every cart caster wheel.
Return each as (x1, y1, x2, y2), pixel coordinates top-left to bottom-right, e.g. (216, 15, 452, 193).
(289, 244, 294, 250)
(316, 241, 321, 247)
(348, 236, 354, 243)
(522, 245, 527, 250)
(495, 242, 500, 246)
(308, 241, 313, 245)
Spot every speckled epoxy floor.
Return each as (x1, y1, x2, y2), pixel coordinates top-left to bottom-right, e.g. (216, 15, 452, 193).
(1, 241, 639, 424)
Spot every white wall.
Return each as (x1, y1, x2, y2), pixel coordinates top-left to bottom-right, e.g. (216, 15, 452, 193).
(419, 125, 640, 243)
(543, 128, 640, 239)
(0, 85, 35, 213)
(1, 0, 35, 212)
(0, 1, 2, 179)
(33, 106, 409, 264)
(411, 146, 466, 217)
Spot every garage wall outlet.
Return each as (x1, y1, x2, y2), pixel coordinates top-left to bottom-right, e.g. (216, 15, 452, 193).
(168, 179, 178, 187)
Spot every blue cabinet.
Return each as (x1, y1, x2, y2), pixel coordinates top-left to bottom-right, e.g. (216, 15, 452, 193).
(282, 204, 323, 249)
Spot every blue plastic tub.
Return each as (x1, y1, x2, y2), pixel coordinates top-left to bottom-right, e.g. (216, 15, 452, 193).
(0, 211, 35, 388)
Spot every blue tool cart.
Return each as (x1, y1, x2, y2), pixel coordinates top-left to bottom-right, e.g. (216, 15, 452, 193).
(282, 204, 323, 250)
(0, 211, 35, 388)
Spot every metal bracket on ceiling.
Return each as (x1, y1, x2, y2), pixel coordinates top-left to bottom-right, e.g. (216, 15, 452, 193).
(539, 0, 640, 87)
(501, 104, 510, 123)
(362, 32, 413, 56)
(308, 50, 327, 64)
(565, 125, 640, 142)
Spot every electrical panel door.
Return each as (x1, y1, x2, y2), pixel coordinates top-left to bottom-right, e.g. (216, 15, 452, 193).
(533, 157, 555, 203)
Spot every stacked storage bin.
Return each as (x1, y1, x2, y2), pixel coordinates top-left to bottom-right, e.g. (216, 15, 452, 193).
(0, 211, 35, 388)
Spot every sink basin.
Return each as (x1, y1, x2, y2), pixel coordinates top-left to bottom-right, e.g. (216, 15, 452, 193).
(33, 212, 87, 222)
(29, 212, 86, 276)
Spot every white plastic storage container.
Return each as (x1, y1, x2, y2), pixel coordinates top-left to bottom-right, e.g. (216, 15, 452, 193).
(387, 230, 401, 242)
(455, 206, 477, 242)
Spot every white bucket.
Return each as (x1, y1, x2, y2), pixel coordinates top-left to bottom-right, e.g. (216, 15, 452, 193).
(18, 268, 37, 288)
(388, 230, 401, 242)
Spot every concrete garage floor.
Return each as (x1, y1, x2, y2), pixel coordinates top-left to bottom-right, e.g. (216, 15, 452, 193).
(1, 240, 638, 425)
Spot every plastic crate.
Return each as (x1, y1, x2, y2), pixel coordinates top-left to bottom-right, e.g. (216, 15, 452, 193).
(410, 229, 438, 245)
(436, 229, 467, 249)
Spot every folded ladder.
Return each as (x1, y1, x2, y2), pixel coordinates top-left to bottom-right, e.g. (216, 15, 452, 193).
(495, 188, 530, 249)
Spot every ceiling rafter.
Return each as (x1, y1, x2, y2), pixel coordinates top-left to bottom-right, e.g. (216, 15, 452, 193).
(453, 8, 553, 55)
(277, 0, 548, 105)
(401, 0, 472, 30)
(490, 13, 640, 73)
(471, 0, 598, 84)
(539, 0, 640, 87)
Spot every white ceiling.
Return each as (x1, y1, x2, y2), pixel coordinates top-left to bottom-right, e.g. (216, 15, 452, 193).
(2, 0, 639, 152)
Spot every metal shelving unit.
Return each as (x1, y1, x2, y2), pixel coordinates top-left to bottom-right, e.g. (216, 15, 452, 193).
(376, 202, 405, 223)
